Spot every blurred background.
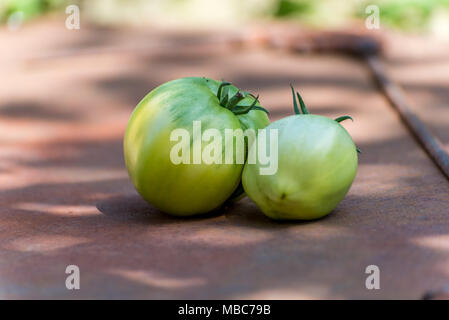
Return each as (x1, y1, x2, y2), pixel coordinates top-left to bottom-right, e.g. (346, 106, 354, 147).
(1, 0, 449, 299)
(1, 0, 449, 34)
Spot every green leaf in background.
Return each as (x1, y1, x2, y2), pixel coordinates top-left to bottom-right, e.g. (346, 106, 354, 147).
(274, 0, 313, 18)
(1, 0, 67, 23)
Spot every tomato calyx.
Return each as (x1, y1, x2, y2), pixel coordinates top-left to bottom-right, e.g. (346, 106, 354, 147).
(335, 115, 353, 122)
(216, 81, 269, 116)
(290, 84, 310, 115)
(290, 84, 362, 154)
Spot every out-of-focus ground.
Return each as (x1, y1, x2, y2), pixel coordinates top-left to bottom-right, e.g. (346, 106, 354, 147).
(0, 18, 449, 299)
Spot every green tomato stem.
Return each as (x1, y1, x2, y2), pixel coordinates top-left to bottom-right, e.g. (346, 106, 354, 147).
(290, 84, 301, 115)
(335, 115, 354, 123)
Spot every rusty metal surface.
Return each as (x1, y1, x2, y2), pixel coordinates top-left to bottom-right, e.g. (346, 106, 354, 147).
(366, 54, 449, 180)
(1, 20, 449, 299)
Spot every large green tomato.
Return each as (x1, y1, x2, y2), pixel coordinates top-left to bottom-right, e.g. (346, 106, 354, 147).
(242, 87, 358, 220)
(124, 77, 269, 216)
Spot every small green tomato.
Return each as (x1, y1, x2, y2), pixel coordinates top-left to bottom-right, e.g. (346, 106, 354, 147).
(242, 86, 359, 220)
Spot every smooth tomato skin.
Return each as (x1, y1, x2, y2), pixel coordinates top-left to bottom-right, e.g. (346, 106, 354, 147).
(124, 77, 269, 216)
(242, 114, 357, 220)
